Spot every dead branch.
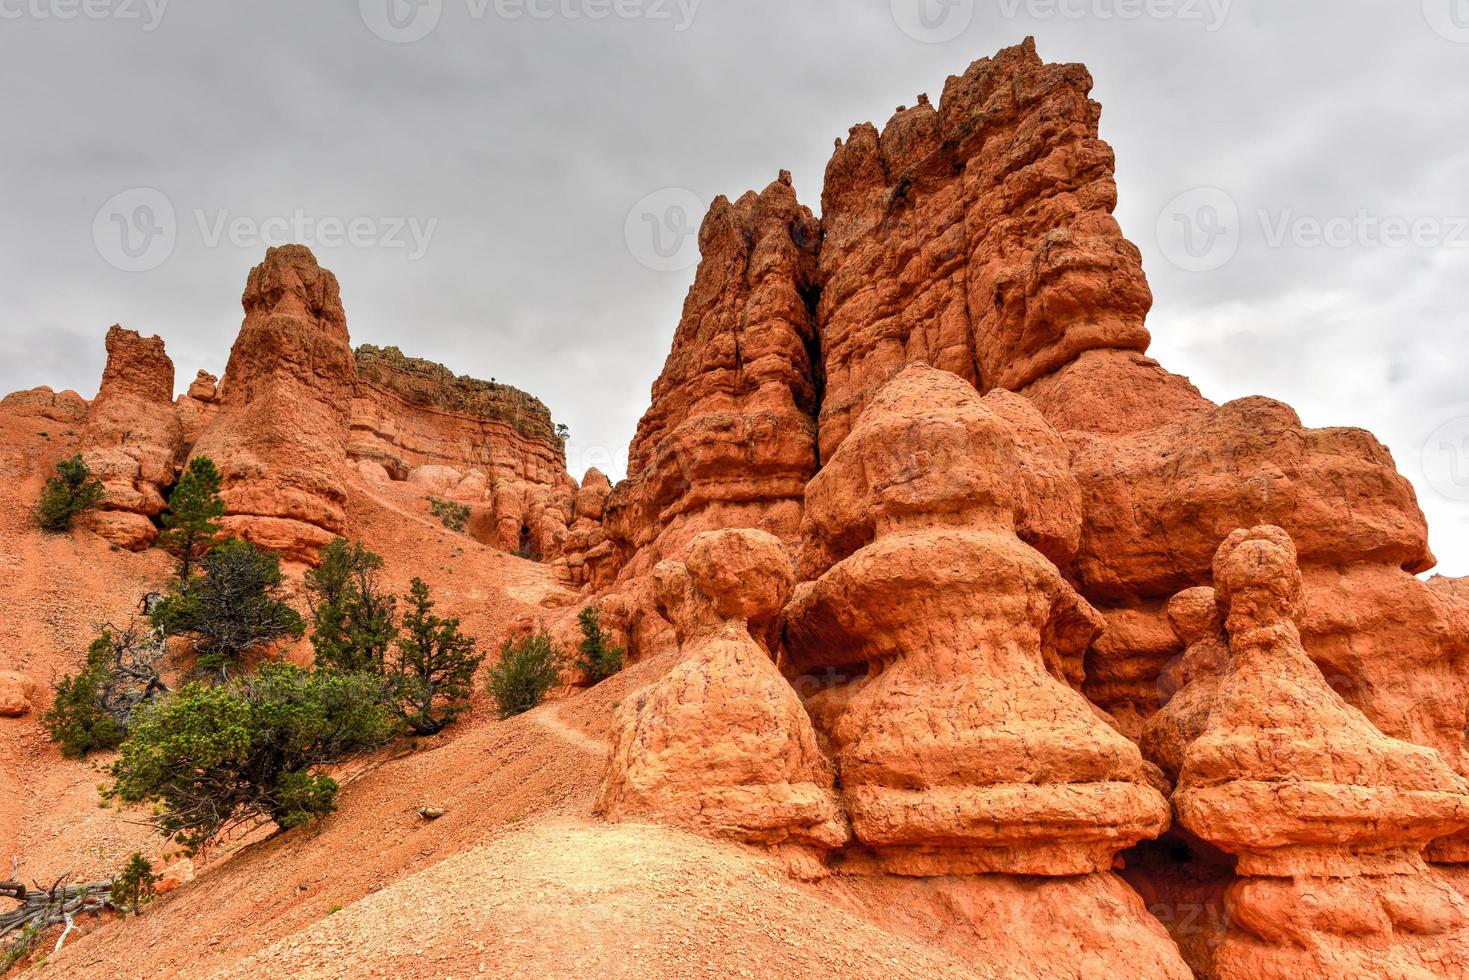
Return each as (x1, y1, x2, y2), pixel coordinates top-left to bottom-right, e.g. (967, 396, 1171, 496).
(93, 617, 172, 727)
(0, 876, 116, 953)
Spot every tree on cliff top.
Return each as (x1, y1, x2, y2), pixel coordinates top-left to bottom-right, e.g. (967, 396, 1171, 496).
(158, 456, 226, 582)
(34, 454, 105, 532)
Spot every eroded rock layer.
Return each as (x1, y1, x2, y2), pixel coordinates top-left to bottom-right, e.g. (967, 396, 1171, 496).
(351, 344, 573, 557)
(815, 38, 1152, 461)
(597, 529, 847, 854)
(187, 245, 357, 561)
(572, 173, 822, 654)
(565, 36, 1469, 979)
(784, 365, 1169, 876)
(80, 326, 183, 550)
(1172, 527, 1469, 978)
(43, 247, 577, 565)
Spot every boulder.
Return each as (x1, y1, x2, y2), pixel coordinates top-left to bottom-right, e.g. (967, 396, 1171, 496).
(0, 672, 34, 718)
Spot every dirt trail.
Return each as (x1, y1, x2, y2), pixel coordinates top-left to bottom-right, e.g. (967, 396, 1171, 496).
(530, 703, 610, 757)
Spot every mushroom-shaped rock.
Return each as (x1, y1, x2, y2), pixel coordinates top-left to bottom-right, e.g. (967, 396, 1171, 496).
(597, 529, 847, 852)
(785, 364, 1169, 876)
(1176, 526, 1469, 877)
(1175, 526, 1469, 980)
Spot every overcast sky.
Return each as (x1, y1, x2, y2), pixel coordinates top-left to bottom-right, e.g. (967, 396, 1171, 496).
(1, 0, 1466, 573)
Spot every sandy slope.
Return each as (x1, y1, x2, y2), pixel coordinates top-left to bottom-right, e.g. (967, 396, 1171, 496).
(0, 414, 1065, 979)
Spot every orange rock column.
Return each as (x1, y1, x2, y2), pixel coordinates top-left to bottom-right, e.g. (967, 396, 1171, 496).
(785, 364, 1169, 876)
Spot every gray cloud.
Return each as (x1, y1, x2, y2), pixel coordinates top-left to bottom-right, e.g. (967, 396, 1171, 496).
(2, 0, 1466, 572)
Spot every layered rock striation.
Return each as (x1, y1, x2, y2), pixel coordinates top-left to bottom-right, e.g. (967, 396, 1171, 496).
(79, 326, 183, 550)
(351, 344, 573, 557)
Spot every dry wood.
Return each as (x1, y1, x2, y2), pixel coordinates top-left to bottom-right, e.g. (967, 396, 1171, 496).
(1, 875, 118, 957)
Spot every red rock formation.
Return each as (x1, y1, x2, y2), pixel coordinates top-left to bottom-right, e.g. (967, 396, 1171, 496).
(784, 365, 1168, 876)
(563, 468, 613, 587)
(585, 173, 822, 654)
(31, 250, 572, 565)
(815, 39, 1152, 462)
(174, 370, 220, 446)
(79, 326, 183, 550)
(0, 386, 88, 423)
(597, 529, 847, 855)
(351, 344, 573, 558)
(1174, 526, 1469, 977)
(1138, 587, 1229, 784)
(187, 246, 356, 562)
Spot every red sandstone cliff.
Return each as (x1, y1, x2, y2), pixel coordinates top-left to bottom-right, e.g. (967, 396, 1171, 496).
(55, 247, 576, 567)
(574, 37, 1469, 979)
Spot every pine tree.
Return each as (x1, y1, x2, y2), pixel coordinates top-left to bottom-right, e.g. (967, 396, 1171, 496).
(108, 665, 397, 851)
(158, 456, 226, 582)
(487, 631, 562, 719)
(305, 539, 398, 674)
(110, 853, 159, 916)
(390, 578, 483, 735)
(573, 605, 623, 683)
(42, 632, 126, 758)
(34, 454, 106, 532)
(152, 538, 304, 679)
